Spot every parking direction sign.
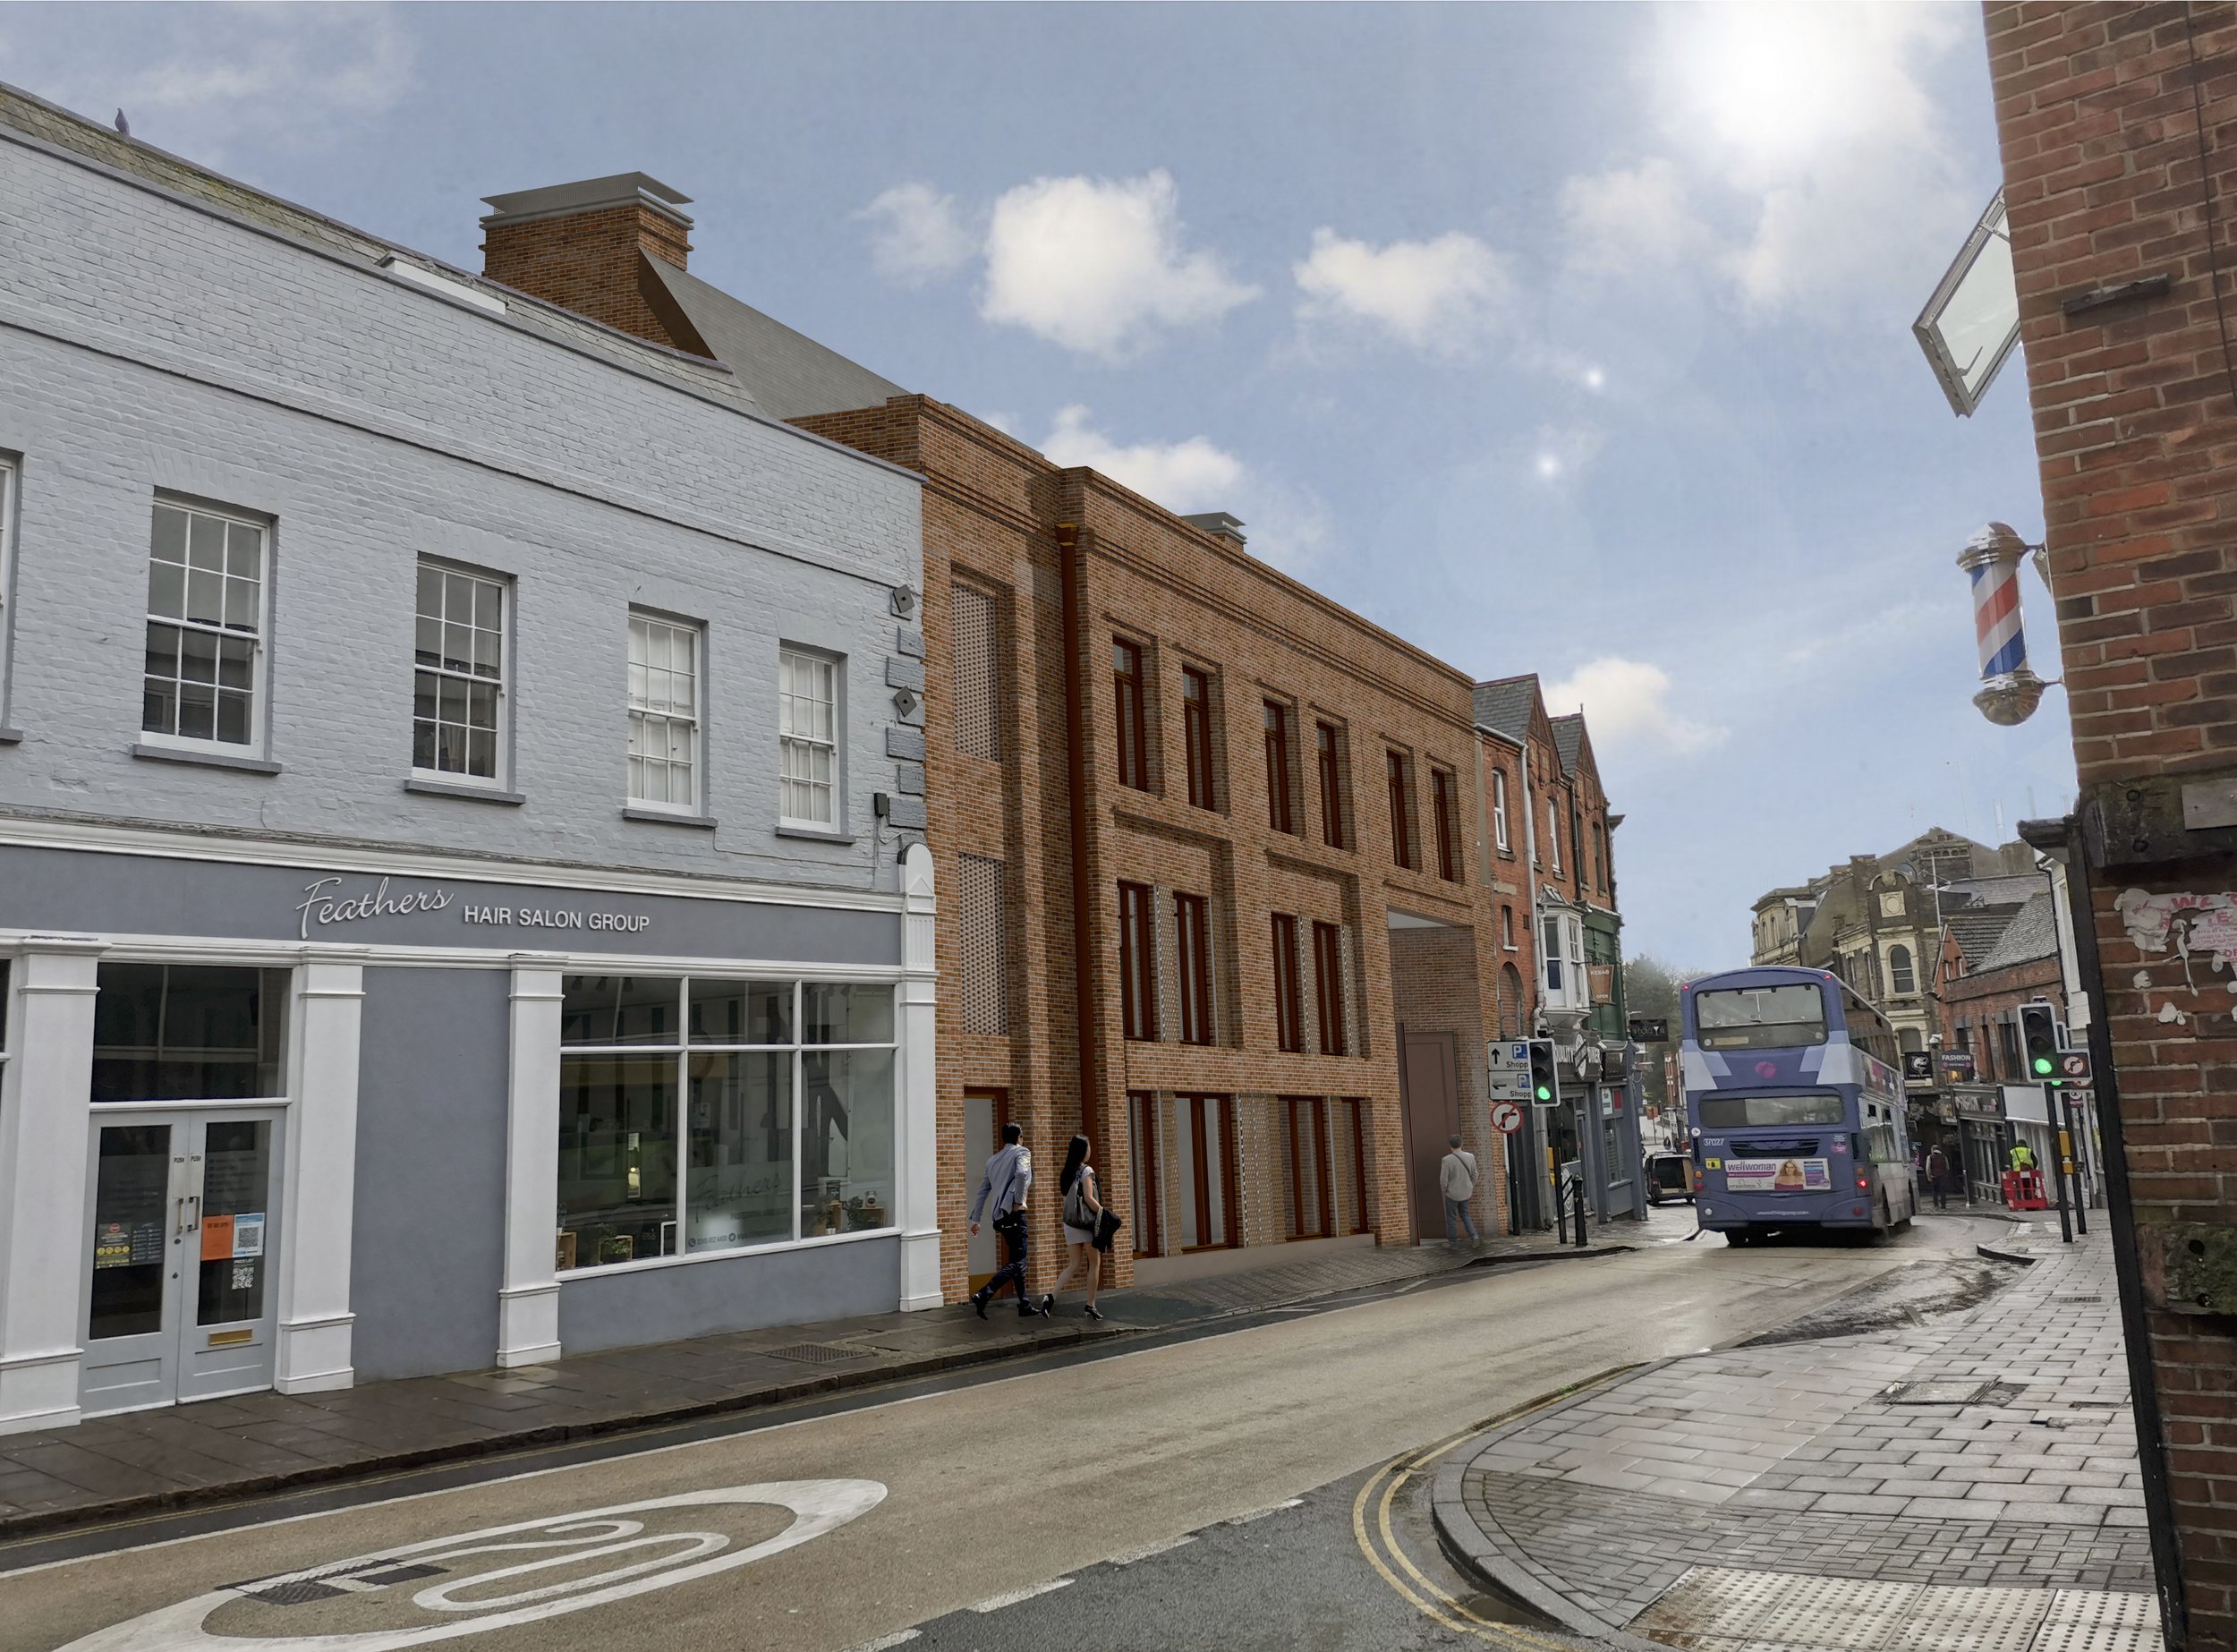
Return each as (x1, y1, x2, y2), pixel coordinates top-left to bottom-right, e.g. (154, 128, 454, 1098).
(1491, 1101, 1524, 1135)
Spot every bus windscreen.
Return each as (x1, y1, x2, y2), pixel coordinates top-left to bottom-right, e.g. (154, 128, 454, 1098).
(1694, 984, 1827, 1050)
(1696, 1093, 1847, 1128)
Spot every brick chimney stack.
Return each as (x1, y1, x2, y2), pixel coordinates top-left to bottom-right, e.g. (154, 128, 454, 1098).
(480, 173, 698, 349)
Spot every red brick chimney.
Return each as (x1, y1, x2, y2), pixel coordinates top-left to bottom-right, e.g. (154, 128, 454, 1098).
(479, 173, 702, 352)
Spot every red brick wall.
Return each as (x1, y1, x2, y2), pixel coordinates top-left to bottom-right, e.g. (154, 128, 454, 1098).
(1988, 6, 2237, 1644)
(795, 396, 1542, 1291)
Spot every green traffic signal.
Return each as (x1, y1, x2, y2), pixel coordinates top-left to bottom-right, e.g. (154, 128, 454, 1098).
(2032, 1055, 2054, 1076)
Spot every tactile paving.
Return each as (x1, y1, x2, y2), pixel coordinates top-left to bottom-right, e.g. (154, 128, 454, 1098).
(2032, 1589, 2161, 1652)
(1629, 1567, 2156, 1652)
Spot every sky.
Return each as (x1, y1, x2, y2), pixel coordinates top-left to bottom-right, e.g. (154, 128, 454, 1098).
(0, 2, 2081, 971)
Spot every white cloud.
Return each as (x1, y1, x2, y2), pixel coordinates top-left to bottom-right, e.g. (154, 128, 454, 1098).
(1041, 405, 1244, 512)
(1292, 226, 1511, 356)
(1544, 658, 1726, 757)
(1557, 4, 1971, 315)
(981, 170, 1258, 360)
(1560, 158, 1706, 277)
(855, 183, 976, 287)
(3, 6, 414, 167)
(1036, 407, 1331, 573)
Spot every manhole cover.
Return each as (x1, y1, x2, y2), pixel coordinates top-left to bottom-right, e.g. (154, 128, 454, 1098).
(768, 1341, 876, 1365)
(1883, 1378, 2025, 1407)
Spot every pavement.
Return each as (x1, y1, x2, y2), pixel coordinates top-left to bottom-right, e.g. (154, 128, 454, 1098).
(0, 1219, 1619, 1540)
(1433, 1220, 2160, 1652)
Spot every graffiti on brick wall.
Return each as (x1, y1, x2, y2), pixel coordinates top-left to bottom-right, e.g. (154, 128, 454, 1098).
(2114, 888, 2237, 1025)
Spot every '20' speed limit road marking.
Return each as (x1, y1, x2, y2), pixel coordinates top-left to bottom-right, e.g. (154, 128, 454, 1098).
(60, 1478, 887, 1650)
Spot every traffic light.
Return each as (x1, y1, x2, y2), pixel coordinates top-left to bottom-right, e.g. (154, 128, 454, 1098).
(2020, 1002, 2060, 1081)
(1527, 1039, 1559, 1104)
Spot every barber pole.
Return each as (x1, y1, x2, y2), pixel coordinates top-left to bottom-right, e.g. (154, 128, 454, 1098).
(1957, 522, 2047, 726)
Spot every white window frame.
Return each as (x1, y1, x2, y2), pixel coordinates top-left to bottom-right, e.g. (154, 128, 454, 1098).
(778, 645, 842, 830)
(412, 558, 510, 788)
(0, 457, 15, 723)
(627, 610, 704, 814)
(1492, 768, 1510, 851)
(140, 496, 270, 754)
(1546, 798, 1562, 874)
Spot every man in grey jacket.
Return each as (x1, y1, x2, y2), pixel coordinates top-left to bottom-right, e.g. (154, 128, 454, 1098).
(969, 1122, 1047, 1318)
(1441, 1134, 1480, 1251)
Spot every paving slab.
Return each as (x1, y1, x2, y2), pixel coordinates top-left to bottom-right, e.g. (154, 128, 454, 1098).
(1433, 1222, 2153, 1651)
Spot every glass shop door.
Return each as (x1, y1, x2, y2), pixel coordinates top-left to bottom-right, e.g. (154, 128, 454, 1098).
(81, 1111, 282, 1416)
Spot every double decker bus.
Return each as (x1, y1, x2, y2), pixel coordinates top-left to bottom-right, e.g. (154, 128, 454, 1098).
(1680, 966, 1915, 1245)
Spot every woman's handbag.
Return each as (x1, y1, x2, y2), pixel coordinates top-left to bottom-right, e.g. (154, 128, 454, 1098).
(1063, 1171, 1095, 1231)
(1092, 1207, 1123, 1253)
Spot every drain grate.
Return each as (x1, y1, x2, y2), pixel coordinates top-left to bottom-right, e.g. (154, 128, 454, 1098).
(231, 1562, 447, 1607)
(1884, 1378, 2002, 1406)
(2054, 1295, 2105, 1304)
(767, 1341, 877, 1365)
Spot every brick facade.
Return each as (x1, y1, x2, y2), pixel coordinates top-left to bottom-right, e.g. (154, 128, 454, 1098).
(791, 398, 1606, 1297)
(1987, 7, 2237, 1646)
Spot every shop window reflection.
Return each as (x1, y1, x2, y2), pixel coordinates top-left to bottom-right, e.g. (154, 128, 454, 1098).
(556, 978, 897, 1272)
(91, 964, 290, 1102)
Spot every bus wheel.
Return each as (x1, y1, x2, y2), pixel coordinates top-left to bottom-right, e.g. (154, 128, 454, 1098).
(1724, 1228, 1753, 1248)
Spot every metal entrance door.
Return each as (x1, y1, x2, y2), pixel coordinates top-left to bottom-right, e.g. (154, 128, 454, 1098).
(1399, 1031, 1460, 1243)
(81, 1111, 282, 1416)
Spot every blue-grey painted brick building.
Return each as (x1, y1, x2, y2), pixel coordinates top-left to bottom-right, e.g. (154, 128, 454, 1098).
(0, 84, 941, 1433)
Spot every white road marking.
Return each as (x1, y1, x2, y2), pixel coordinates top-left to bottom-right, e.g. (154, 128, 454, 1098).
(1223, 1498, 1305, 1525)
(1109, 1533, 1197, 1566)
(54, 1480, 887, 1651)
(969, 1577, 1074, 1613)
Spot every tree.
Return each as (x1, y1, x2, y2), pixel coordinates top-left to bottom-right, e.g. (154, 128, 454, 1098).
(1621, 954, 1703, 1116)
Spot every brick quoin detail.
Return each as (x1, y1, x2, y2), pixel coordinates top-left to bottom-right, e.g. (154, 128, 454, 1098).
(1988, 6, 2237, 1648)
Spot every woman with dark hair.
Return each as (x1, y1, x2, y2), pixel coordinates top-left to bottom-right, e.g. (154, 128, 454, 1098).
(1042, 1133, 1105, 1319)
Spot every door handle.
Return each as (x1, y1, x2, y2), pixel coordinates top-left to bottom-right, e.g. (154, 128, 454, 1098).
(185, 1194, 200, 1236)
(176, 1196, 187, 1237)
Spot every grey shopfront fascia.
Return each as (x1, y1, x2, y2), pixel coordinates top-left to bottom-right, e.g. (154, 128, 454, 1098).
(0, 833, 939, 1433)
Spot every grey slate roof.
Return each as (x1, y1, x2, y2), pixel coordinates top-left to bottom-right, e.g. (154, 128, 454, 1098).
(1941, 873, 2045, 909)
(1947, 905, 2023, 967)
(1552, 713, 1585, 774)
(1474, 677, 1539, 739)
(645, 258, 904, 422)
(1978, 890, 2060, 974)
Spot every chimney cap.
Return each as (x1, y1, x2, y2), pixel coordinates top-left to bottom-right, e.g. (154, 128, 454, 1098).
(1181, 511, 1246, 549)
(481, 173, 693, 231)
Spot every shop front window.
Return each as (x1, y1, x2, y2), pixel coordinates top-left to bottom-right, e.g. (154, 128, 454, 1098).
(91, 964, 291, 1102)
(557, 975, 895, 1270)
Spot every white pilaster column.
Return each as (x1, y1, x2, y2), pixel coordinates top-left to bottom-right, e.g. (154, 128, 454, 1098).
(498, 958, 564, 1367)
(896, 845, 942, 1310)
(274, 954, 364, 1393)
(0, 941, 105, 1434)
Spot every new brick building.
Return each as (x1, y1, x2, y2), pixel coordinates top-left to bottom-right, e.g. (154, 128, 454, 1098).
(1987, 5, 2237, 1645)
(468, 171, 1637, 1299)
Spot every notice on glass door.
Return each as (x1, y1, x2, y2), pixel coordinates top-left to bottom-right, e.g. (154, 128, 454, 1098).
(200, 1214, 234, 1262)
(233, 1213, 265, 1258)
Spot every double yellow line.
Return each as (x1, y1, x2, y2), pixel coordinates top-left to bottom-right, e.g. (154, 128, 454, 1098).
(1349, 1367, 1637, 1648)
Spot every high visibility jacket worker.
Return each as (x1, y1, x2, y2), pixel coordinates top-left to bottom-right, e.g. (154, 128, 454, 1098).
(2009, 1143, 2037, 1172)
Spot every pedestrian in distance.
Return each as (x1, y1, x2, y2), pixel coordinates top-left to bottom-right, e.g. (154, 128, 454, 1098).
(2009, 1140, 2037, 1173)
(1042, 1133, 1106, 1320)
(968, 1121, 1048, 1320)
(1440, 1133, 1480, 1251)
(1925, 1144, 1952, 1212)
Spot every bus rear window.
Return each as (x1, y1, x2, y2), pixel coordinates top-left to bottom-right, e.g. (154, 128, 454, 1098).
(1697, 1094, 1846, 1128)
(1694, 984, 1827, 1049)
